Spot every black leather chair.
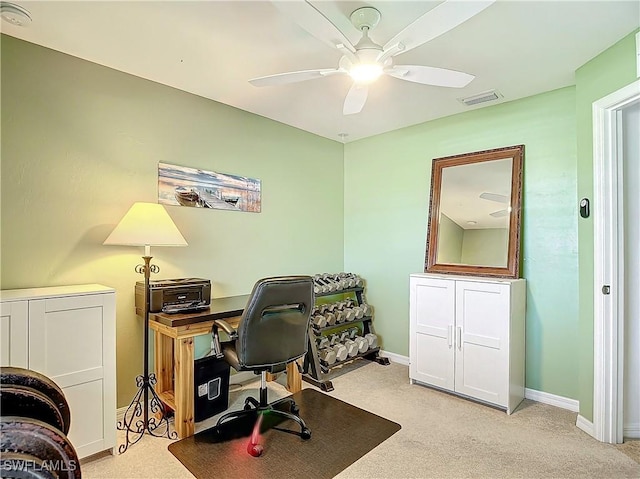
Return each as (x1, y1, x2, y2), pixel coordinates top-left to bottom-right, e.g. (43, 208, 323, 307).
(212, 276, 314, 453)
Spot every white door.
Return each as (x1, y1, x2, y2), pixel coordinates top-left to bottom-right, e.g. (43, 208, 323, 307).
(410, 277, 455, 390)
(0, 300, 28, 367)
(28, 294, 108, 458)
(622, 101, 640, 439)
(593, 80, 640, 443)
(454, 281, 509, 406)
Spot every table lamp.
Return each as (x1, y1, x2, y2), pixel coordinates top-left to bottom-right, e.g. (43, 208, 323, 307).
(104, 202, 187, 453)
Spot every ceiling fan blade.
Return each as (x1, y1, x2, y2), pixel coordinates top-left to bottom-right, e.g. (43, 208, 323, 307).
(272, 0, 356, 53)
(490, 209, 509, 218)
(343, 83, 368, 115)
(383, 0, 495, 55)
(249, 68, 343, 87)
(388, 65, 474, 88)
(480, 192, 509, 204)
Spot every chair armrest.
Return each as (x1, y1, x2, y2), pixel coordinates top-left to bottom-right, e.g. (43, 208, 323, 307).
(214, 319, 238, 340)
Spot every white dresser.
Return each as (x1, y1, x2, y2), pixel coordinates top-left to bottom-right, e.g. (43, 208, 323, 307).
(0, 284, 116, 458)
(409, 273, 526, 414)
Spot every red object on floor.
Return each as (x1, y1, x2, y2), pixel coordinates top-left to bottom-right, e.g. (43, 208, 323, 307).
(247, 413, 264, 457)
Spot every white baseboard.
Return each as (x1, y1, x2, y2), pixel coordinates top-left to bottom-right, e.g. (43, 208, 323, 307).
(380, 357, 582, 415)
(624, 423, 640, 438)
(576, 414, 595, 437)
(379, 350, 409, 366)
(524, 388, 579, 412)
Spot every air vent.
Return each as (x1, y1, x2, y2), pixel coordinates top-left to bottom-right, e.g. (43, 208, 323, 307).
(458, 90, 503, 107)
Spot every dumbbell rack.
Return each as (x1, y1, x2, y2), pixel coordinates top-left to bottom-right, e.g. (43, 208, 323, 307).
(302, 285, 390, 392)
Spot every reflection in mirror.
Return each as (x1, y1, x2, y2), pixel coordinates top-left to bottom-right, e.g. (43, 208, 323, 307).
(436, 158, 512, 267)
(425, 145, 524, 278)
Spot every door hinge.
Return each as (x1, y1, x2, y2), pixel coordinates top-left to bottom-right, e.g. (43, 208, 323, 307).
(602, 285, 611, 295)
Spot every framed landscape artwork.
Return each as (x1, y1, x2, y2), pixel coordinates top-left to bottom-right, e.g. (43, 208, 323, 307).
(158, 162, 261, 213)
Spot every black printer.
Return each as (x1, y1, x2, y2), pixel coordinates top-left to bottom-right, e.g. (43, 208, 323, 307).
(135, 278, 211, 315)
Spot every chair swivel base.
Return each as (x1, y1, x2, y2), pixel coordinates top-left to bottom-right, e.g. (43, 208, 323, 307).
(216, 395, 311, 440)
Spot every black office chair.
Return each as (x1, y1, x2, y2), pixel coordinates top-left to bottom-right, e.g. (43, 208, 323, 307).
(212, 276, 314, 455)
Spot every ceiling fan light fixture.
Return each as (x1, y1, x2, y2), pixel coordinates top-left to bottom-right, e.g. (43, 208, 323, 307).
(256, 1, 496, 114)
(350, 63, 383, 84)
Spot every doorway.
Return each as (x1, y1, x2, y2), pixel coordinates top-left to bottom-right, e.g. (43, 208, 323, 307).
(592, 79, 640, 444)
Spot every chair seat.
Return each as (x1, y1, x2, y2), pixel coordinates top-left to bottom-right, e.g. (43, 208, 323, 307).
(223, 345, 288, 374)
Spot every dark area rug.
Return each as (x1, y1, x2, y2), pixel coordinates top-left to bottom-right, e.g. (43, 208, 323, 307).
(168, 388, 401, 479)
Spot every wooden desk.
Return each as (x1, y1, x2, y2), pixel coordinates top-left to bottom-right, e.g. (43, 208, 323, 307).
(148, 295, 302, 439)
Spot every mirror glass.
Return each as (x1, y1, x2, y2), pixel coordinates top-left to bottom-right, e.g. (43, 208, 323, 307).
(425, 145, 524, 278)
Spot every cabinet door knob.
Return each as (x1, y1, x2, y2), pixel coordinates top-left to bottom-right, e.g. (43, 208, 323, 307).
(457, 326, 463, 350)
(448, 325, 453, 348)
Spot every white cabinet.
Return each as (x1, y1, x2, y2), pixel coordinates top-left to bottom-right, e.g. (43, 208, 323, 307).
(0, 300, 28, 367)
(409, 273, 526, 414)
(0, 284, 116, 458)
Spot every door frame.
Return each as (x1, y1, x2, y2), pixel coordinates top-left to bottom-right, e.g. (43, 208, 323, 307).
(592, 79, 640, 444)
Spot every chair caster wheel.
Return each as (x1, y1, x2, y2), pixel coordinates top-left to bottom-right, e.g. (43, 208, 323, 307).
(243, 404, 252, 411)
(301, 428, 311, 440)
(247, 442, 264, 457)
(290, 404, 300, 415)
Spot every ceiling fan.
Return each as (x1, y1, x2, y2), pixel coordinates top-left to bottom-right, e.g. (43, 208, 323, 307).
(479, 192, 510, 218)
(250, 0, 496, 115)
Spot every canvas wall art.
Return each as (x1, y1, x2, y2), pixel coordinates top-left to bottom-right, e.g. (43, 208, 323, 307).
(158, 162, 261, 213)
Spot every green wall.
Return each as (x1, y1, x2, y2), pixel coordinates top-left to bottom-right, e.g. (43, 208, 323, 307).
(0, 36, 344, 407)
(461, 228, 509, 267)
(575, 29, 639, 421)
(436, 218, 508, 267)
(436, 214, 463, 263)
(344, 87, 579, 399)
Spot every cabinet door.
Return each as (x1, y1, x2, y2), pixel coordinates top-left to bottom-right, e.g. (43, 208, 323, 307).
(28, 293, 115, 459)
(0, 300, 28, 367)
(410, 277, 455, 390)
(454, 281, 509, 406)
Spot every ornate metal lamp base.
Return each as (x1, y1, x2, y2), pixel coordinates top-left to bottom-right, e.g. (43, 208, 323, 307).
(117, 373, 177, 453)
(117, 256, 178, 453)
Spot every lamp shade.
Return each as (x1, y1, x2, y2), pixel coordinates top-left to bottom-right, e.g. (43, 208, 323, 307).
(104, 202, 187, 249)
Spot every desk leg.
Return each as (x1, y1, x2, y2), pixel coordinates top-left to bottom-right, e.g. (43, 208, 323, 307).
(286, 359, 302, 393)
(154, 331, 173, 396)
(174, 337, 195, 439)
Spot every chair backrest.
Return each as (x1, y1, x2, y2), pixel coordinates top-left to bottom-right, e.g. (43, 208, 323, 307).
(236, 276, 314, 370)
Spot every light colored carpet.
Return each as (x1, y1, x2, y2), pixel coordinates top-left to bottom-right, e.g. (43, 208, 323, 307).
(81, 361, 640, 479)
(618, 439, 640, 464)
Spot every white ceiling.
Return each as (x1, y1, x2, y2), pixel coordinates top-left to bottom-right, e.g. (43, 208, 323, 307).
(2, 1, 639, 143)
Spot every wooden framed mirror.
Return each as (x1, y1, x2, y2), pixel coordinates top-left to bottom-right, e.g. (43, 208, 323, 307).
(425, 145, 524, 278)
